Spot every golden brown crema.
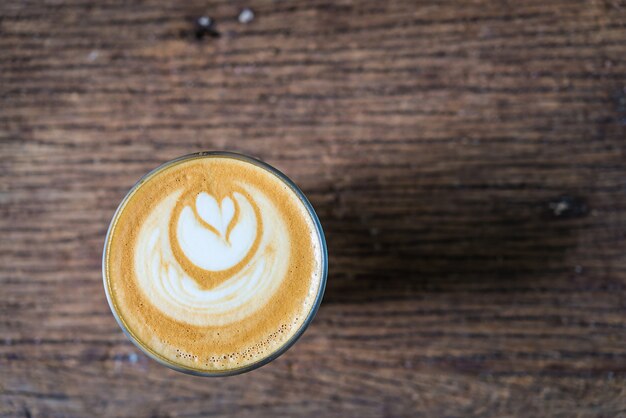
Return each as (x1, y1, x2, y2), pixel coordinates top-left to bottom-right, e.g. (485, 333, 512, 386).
(103, 154, 325, 373)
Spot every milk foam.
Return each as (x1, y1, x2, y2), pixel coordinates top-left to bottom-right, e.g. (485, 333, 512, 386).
(134, 184, 290, 326)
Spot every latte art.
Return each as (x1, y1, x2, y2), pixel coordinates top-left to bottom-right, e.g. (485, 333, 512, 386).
(103, 154, 326, 374)
(178, 192, 257, 272)
(135, 185, 290, 326)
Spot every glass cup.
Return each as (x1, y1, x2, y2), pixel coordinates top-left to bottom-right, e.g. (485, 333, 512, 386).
(102, 151, 328, 376)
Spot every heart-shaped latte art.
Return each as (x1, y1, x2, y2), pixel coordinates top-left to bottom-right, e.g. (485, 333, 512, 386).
(133, 181, 294, 327)
(176, 191, 257, 272)
(195, 193, 235, 239)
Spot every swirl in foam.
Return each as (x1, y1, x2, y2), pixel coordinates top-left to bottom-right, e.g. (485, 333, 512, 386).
(104, 155, 324, 372)
(135, 185, 290, 326)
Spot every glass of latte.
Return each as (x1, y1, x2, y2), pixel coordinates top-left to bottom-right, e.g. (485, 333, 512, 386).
(102, 152, 327, 376)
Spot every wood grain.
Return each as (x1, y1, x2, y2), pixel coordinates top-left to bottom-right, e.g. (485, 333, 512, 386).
(2, 0, 626, 417)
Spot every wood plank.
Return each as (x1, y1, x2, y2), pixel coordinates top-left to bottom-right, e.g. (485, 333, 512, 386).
(2, 0, 626, 416)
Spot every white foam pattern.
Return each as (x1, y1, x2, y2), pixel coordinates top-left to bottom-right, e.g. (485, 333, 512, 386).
(133, 183, 290, 326)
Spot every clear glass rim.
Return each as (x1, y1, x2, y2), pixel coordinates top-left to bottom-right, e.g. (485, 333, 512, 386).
(102, 151, 328, 377)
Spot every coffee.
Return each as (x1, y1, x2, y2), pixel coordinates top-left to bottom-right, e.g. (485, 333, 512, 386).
(103, 152, 326, 374)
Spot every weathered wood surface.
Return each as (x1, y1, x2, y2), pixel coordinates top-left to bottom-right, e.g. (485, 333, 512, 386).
(2, 0, 626, 417)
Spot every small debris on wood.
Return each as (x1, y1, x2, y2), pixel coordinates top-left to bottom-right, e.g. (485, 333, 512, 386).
(194, 15, 220, 39)
(198, 16, 212, 28)
(238, 8, 255, 24)
(547, 196, 588, 219)
(86, 50, 99, 62)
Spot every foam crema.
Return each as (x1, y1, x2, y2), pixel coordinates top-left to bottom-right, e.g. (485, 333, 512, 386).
(104, 154, 325, 373)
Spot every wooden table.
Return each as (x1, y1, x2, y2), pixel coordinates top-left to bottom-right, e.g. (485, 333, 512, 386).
(2, 1, 626, 416)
